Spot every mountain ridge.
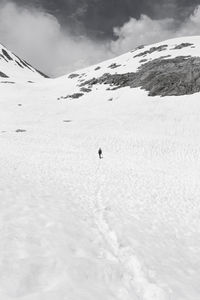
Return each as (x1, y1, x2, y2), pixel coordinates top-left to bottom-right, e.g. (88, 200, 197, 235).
(2, 35, 200, 97)
(0, 43, 48, 82)
(54, 36, 200, 99)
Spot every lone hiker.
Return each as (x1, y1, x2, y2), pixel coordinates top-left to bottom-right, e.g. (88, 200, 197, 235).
(98, 148, 103, 159)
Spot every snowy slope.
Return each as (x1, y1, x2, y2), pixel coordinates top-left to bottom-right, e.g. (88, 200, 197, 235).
(54, 35, 200, 99)
(0, 43, 48, 82)
(0, 36, 200, 300)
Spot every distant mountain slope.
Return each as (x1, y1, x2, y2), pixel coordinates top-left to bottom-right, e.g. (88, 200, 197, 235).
(0, 44, 48, 83)
(56, 36, 200, 99)
(1, 36, 200, 94)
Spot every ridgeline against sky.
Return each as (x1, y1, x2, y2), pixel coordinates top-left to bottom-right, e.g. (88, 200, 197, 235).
(0, 0, 200, 76)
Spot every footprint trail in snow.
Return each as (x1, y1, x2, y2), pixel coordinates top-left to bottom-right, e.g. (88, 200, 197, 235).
(93, 160, 169, 300)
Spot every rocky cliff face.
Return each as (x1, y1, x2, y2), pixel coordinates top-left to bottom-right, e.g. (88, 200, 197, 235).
(55, 37, 200, 99)
(80, 56, 200, 97)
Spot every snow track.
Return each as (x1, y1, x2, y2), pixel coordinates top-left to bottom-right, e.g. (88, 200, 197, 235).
(93, 161, 169, 300)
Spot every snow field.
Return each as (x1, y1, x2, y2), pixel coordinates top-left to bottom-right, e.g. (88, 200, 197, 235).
(1, 36, 200, 299)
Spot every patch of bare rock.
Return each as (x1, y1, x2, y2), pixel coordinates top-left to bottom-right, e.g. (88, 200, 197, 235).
(80, 56, 200, 97)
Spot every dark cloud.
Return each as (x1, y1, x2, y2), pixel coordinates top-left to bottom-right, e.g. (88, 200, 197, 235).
(3, 0, 200, 38)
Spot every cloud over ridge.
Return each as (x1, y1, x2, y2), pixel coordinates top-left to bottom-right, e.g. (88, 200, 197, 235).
(0, 1, 200, 77)
(112, 6, 200, 53)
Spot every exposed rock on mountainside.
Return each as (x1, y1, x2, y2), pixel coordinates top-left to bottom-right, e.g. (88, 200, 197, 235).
(80, 56, 200, 97)
(2, 49, 13, 61)
(68, 73, 80, 79)
(80, 87, 92, 93)
(134, 45, 168, 58)
(108, 63, 121, 69)
(0, 71, 9, 78)
(172, 43, 194, 50)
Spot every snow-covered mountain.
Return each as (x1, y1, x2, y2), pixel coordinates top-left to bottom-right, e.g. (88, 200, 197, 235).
(1, 36, 200, 300)
(0, 43, 48, 82)
(55, 35, 200, 100)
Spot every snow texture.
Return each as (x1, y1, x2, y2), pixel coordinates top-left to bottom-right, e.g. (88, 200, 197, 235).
(0, 36, 200, 300)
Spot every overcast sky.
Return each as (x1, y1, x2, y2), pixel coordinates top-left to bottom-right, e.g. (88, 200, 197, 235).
(0, 0, 200, 76)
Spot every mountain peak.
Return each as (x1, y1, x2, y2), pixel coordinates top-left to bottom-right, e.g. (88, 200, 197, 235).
(0, 43, 48, 83)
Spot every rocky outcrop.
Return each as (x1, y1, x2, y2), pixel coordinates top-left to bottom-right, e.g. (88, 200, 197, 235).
(134, 45, 168, 58)
(68, 73, 80, 79)
(80, 87, 92, 93)
(60, 93, 84, 100)
(2, 49, 13, 61)
(172, 43, 193, 50)
(80, 56, 200, 97)
(139, 59, 148, 63)
(16, 129, 26, 133)
(108, 63, 121, 69)
(0, 71, 9, 78)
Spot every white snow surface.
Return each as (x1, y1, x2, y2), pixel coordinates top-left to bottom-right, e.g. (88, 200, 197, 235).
(0, 36, 200, 300)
